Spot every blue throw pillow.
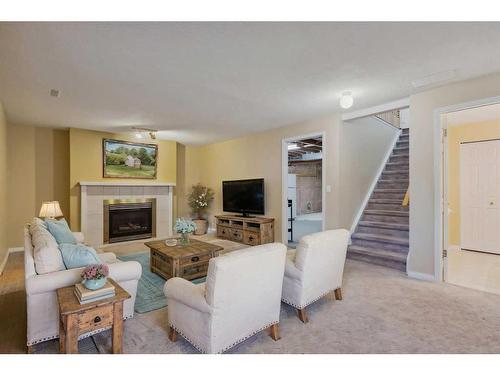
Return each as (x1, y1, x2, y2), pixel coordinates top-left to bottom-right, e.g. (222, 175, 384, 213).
(45, 218, 77, 245)
(59, 243, 101, 269)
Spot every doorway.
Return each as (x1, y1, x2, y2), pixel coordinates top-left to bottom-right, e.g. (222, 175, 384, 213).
(438, 100, 500, 294)
(282, 133, 325, 248)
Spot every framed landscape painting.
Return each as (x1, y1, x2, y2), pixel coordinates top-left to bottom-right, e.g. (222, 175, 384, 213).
(103, 139, 158, 179)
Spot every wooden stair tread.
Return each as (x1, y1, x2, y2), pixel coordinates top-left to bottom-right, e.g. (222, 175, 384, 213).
(348, 245, 407, 262)
(364, 209, 409, 217)
(352, 232, 409, 245)
(358, 221, 409, 231)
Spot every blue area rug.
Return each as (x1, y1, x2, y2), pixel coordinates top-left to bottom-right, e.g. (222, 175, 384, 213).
(117, 251, 205, 314)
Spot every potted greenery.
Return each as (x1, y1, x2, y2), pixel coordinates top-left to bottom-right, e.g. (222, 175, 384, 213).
(188, 183, 214, 235)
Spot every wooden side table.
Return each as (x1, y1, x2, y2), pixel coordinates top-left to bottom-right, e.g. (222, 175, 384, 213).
(56, 278, 130, 354)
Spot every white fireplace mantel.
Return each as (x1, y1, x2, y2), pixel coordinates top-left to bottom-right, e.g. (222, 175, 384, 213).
(79, 181, 174, 246)
(79, 181, 176, 187)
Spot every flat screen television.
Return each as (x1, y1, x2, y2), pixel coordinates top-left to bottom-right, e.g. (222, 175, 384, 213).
(222, 178, 265, 217)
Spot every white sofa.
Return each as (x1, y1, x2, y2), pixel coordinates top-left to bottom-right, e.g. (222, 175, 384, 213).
(24, 225, 142, 351)
(164, 243, 287, 354)
(281, 229, 350, 323)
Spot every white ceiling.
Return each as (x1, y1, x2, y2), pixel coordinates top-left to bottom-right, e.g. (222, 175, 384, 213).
(2, 22, 500, 145)
(446, 102, 500, 126)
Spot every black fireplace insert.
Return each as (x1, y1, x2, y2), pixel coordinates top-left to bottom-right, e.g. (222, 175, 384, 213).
(104, 199, 156, 243)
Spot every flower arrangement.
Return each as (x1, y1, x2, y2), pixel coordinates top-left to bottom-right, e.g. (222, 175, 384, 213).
(175, 218, 197, 234)
(81, 264, 109, 281)
(188, 183, 214, 219)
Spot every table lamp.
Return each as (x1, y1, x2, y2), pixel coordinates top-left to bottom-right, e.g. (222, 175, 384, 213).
(39, 201, 63, 219)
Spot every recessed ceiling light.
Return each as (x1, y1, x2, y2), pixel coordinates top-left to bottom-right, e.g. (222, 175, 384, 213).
(49, 89, 61, 98)
(339, 91, 354, 109)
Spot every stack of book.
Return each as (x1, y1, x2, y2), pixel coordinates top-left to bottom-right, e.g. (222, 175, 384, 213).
(74, 281, 115, 304)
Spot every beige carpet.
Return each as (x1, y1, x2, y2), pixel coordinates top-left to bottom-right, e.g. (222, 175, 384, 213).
(28, 259, 500, 354)
(4, 240, 500, 354)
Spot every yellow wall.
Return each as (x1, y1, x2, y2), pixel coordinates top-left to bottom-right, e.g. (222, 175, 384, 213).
(0, 102, 8, 264)
(6, 125, 70, 247)
(447, 119, 500, 245)
(69, 128, 177, 230)
(178, 114, 342, 242)
(176, 144, 202, 219)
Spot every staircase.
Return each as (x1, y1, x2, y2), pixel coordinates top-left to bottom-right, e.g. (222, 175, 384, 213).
(348, 128, 409, 272)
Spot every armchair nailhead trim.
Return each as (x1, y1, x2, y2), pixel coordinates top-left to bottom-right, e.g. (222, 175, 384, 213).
(282, 288, 337, 310)
(170, 320, 279, 354)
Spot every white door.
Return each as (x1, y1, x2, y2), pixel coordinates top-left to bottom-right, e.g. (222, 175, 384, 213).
(460, 140, 500, 254)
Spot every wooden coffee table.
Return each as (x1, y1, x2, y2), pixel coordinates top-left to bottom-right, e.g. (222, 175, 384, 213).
(145, 238, 224, 281)
(56, 278, 130, 354)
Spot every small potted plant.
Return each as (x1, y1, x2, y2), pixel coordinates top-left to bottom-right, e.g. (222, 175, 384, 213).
(188, 183, 214, 235)
(81, 264, 109, 290)
(175, 217, 197, 245)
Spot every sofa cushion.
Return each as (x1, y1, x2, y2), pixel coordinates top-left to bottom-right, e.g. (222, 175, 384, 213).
(29, 219, 66, 274)
(59, 243, 101, 269)
(45, 218, 77, 245)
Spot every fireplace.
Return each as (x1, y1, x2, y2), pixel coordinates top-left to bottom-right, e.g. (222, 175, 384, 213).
(103, 199, 156, 243)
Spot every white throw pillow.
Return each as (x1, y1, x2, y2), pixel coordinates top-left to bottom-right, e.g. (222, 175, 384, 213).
(29, 218, 66, 274)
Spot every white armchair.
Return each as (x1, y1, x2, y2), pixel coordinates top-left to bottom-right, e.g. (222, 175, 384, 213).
(281, 229, 350, 323)
(164, 243, 287, 354)
(24, 226, 142, 352)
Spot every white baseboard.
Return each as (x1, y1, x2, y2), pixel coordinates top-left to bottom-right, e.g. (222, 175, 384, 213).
(0, 247, 23, 276)
(407, 270, 437, 282)
(349, 127, 401, 234)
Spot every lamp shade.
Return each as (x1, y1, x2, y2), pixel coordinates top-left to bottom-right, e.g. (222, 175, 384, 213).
(39, 201, 63, 219)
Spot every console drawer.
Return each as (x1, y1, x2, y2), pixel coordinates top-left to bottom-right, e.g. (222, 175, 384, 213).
(229, 229, 243, 242)
(243, 231, 261, 246)
(217, 225, 231, 239)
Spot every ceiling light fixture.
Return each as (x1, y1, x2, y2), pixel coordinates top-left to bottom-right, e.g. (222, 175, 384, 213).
(132, 127, 157, 140)
(339, 91, 354, 109)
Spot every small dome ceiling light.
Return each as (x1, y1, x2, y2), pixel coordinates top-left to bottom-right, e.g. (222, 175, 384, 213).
(339, 91, 354, 109)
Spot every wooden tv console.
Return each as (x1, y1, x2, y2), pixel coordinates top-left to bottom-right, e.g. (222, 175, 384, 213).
(215, 215, 275, 246)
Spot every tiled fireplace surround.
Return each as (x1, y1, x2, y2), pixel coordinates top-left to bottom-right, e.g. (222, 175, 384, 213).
(79, 181, 174, 247)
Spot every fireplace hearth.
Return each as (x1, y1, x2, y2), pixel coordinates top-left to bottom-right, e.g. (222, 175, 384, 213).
(103, 199, 156, 243)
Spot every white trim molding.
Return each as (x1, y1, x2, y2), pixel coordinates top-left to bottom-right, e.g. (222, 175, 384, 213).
(79, 181, 175, 187)
(433, 94, 500, 283)
(349, 128, 401, 234)
(407, 271, 436, 282)
(0, 247, 24, 276)
(342, 98, 409, 122)
(281, 131, 326, 245)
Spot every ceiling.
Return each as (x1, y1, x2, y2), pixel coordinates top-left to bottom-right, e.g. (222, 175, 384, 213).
(446, 102, 500, 126)
(2, 22, 500, 145)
